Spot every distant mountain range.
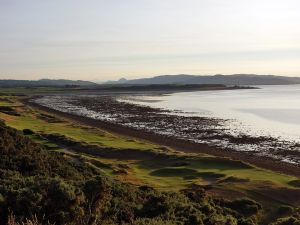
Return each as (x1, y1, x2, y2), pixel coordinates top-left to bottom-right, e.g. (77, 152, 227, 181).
(0, 79, 96, 87)
(2, 75, 300, 88)
(106, 74, 300, 85)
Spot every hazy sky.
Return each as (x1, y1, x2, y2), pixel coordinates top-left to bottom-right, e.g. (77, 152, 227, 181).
(1, 0, 300, 81)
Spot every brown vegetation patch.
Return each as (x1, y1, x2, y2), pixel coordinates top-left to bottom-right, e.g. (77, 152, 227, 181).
(0, 106, 20, 116)
(37, 113, 64, 123)
(288, 180, 300, 188)
(218, 176, 250, 184)
(251, 186, 300, 206)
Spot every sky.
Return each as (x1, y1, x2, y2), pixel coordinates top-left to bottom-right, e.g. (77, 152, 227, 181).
(1, 0, 300, 81)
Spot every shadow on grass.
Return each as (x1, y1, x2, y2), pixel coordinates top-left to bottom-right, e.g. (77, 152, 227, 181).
(150, 168, 225, 180)
(191, 157, 253, 171)
(288, 180, 300, 188)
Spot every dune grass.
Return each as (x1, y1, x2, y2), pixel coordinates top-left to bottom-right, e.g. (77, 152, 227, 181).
(10, 115, 157, 150)
(2, 104, 158, 151)
(0, 96, 297, 183)
(1, 95, 300, 215)
(0, 96, 22, 106)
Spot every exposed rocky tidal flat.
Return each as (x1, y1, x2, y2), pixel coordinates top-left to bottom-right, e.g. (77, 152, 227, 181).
(33, 94, 300, 167)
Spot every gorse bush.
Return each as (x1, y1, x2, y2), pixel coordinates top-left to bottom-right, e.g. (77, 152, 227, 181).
(0, 121, 266, 225)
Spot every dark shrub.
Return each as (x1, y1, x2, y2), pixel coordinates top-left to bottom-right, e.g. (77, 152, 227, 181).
(271, 216, 300, 225)
(238, 218, 256, 225)
(278, 205, 294, 215)
(0, 122, 261, 225)
(225, 198, 262, 216)
(23, 129, 34, 135)
(138, 195, 169, 218)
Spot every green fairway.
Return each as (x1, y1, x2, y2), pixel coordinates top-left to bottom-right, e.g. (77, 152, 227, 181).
(2, 101, 158, 151)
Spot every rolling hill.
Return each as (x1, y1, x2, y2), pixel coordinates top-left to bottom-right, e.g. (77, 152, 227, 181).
(106, 74, 300, 85)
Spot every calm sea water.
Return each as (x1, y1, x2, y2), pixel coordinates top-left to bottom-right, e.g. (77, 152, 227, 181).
(124, 85, 300, 141)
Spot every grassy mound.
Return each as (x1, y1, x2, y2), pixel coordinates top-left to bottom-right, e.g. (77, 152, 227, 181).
(288, 180, 300, 188)
(0, 121, 264, 225)
(150, 168, 225, 181)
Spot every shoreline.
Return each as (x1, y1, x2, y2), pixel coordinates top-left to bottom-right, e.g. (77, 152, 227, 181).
(24, 97, 300, 178)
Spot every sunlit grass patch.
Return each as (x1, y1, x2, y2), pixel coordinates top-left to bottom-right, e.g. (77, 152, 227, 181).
(4, 109, 159, 151)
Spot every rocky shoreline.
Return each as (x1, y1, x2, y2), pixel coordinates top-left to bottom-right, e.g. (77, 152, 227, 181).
(26, 94, 300, 177)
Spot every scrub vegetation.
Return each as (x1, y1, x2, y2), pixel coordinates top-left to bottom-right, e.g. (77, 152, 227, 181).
(1, 95, 300, 225)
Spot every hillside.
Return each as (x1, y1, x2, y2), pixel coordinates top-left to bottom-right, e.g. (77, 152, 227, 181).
(0, 121, 268, 225)
(107, 74, 300, 85)
(1, 94, 300, 225)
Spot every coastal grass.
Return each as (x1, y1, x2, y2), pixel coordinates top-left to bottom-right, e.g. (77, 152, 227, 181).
(0, 96, 298, 189)
(6, 113, 158, 150)
(1, 95, 300, 217)
(76, 153, 300, 219)
(0, 96, 22, 106)
(0, 97, 158, 150)
(132, 160, 296, 190)
(48, 146, 300, 222)
(189, 158, 296, 187)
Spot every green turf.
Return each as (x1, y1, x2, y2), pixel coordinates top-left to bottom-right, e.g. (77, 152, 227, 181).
(0, 96, 22, 106)
(2, 93, 300, 224)
(188, 158, 296, 187)
(7, 114, 158, 150)
(1, 95, 300, 212)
